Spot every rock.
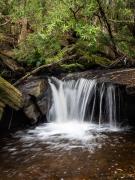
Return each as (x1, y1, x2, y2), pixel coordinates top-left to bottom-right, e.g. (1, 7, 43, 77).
(19, 77, 46, 97)
(18, 77, 51, 123)
(24, 103, 40, 124)
(63, 68, 135, 90)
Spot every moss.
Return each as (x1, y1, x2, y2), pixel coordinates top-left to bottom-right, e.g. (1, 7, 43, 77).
(61, 63, 84, 72)
(0, 33, 6, 42)
(0, 76, 23, 110)
(93, 55, 112, 67)
(78, 49, 112, 67)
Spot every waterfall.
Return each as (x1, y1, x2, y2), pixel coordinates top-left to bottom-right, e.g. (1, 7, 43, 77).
(48, 78, 117, 128)
(106, 85, 117, 128)
(15, 77, 120, 152)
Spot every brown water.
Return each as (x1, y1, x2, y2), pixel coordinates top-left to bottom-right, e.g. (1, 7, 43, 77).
(0, 123, 135, 180)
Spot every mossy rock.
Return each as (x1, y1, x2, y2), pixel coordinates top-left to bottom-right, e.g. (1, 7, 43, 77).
(60, 63, 85, 72)
(78, 49, 112, 68)
(91, 55, 112, 67)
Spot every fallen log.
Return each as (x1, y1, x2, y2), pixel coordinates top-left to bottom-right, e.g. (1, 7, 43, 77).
(0, 50, 25, 73)
(14, 54, 78, 86)
(0, 76, 24, 119)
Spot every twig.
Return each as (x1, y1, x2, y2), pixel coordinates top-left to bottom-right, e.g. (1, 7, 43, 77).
(0, 19, 11, 26)
(8, 109, 13, 130)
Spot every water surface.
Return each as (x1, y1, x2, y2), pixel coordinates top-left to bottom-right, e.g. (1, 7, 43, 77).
(0, 122, 135, 180)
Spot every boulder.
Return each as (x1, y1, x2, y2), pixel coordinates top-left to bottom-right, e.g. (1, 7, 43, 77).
(18, 77, 51, 123)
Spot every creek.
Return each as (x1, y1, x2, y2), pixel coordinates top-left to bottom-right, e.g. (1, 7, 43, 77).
(0, 78, 135, 179)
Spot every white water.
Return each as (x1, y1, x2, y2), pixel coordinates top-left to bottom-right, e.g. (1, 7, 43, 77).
(15, 78, 121, 152)
(48, 78, 118, 128)
(48, 78, 96, 122)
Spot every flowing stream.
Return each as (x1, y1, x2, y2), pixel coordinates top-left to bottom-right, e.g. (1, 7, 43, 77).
(0, 78, 135, 179)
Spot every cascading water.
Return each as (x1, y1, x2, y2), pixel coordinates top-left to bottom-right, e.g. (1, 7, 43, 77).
(15, 77, 120, 151)
(48, 78, 118, 129)
(48, 78, 96, 123)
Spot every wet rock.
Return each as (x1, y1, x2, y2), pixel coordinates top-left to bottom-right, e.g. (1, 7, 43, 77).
(63, 68, 135, 94)
(23, 103, 40, 124)
(18, 77, 51, 124)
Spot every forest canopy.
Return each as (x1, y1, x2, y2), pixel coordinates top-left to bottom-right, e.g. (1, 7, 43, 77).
(0, 0, 135, 69)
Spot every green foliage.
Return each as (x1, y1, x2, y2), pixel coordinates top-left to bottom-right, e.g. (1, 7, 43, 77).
(0, 0, 134, 67)
(78, 49, 112, 67)
(45, 46, 72, 64)
(10, 0, 101, 66)
(15, 33, 61, 66)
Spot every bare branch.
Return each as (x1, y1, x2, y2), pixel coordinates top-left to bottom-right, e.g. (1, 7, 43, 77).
(0, 19, 11, 26)
(69, 5, 84, 21)
(109, 19, 134, 24)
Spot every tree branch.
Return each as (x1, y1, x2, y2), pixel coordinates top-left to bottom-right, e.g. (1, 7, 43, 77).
(0, 19, 11, 26)
(14, 54, 78, 86)
(96, 0, 118, 56)
(69, 5, 84, 21)
(109, 19, 134, 24)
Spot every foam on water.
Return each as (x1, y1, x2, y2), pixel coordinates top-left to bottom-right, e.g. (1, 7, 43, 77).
(14, 78, 122, 152)
(15, 121, 122, 152)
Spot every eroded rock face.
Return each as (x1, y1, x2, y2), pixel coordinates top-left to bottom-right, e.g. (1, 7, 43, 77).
(63, 68, 135, 94)
(18, 77, 51, 124)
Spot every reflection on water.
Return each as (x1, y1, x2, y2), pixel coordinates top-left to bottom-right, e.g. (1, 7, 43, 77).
(0, 122, 135, 179)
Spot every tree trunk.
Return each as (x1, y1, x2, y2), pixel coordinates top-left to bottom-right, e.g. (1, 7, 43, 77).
(18, 18, 28, 44)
